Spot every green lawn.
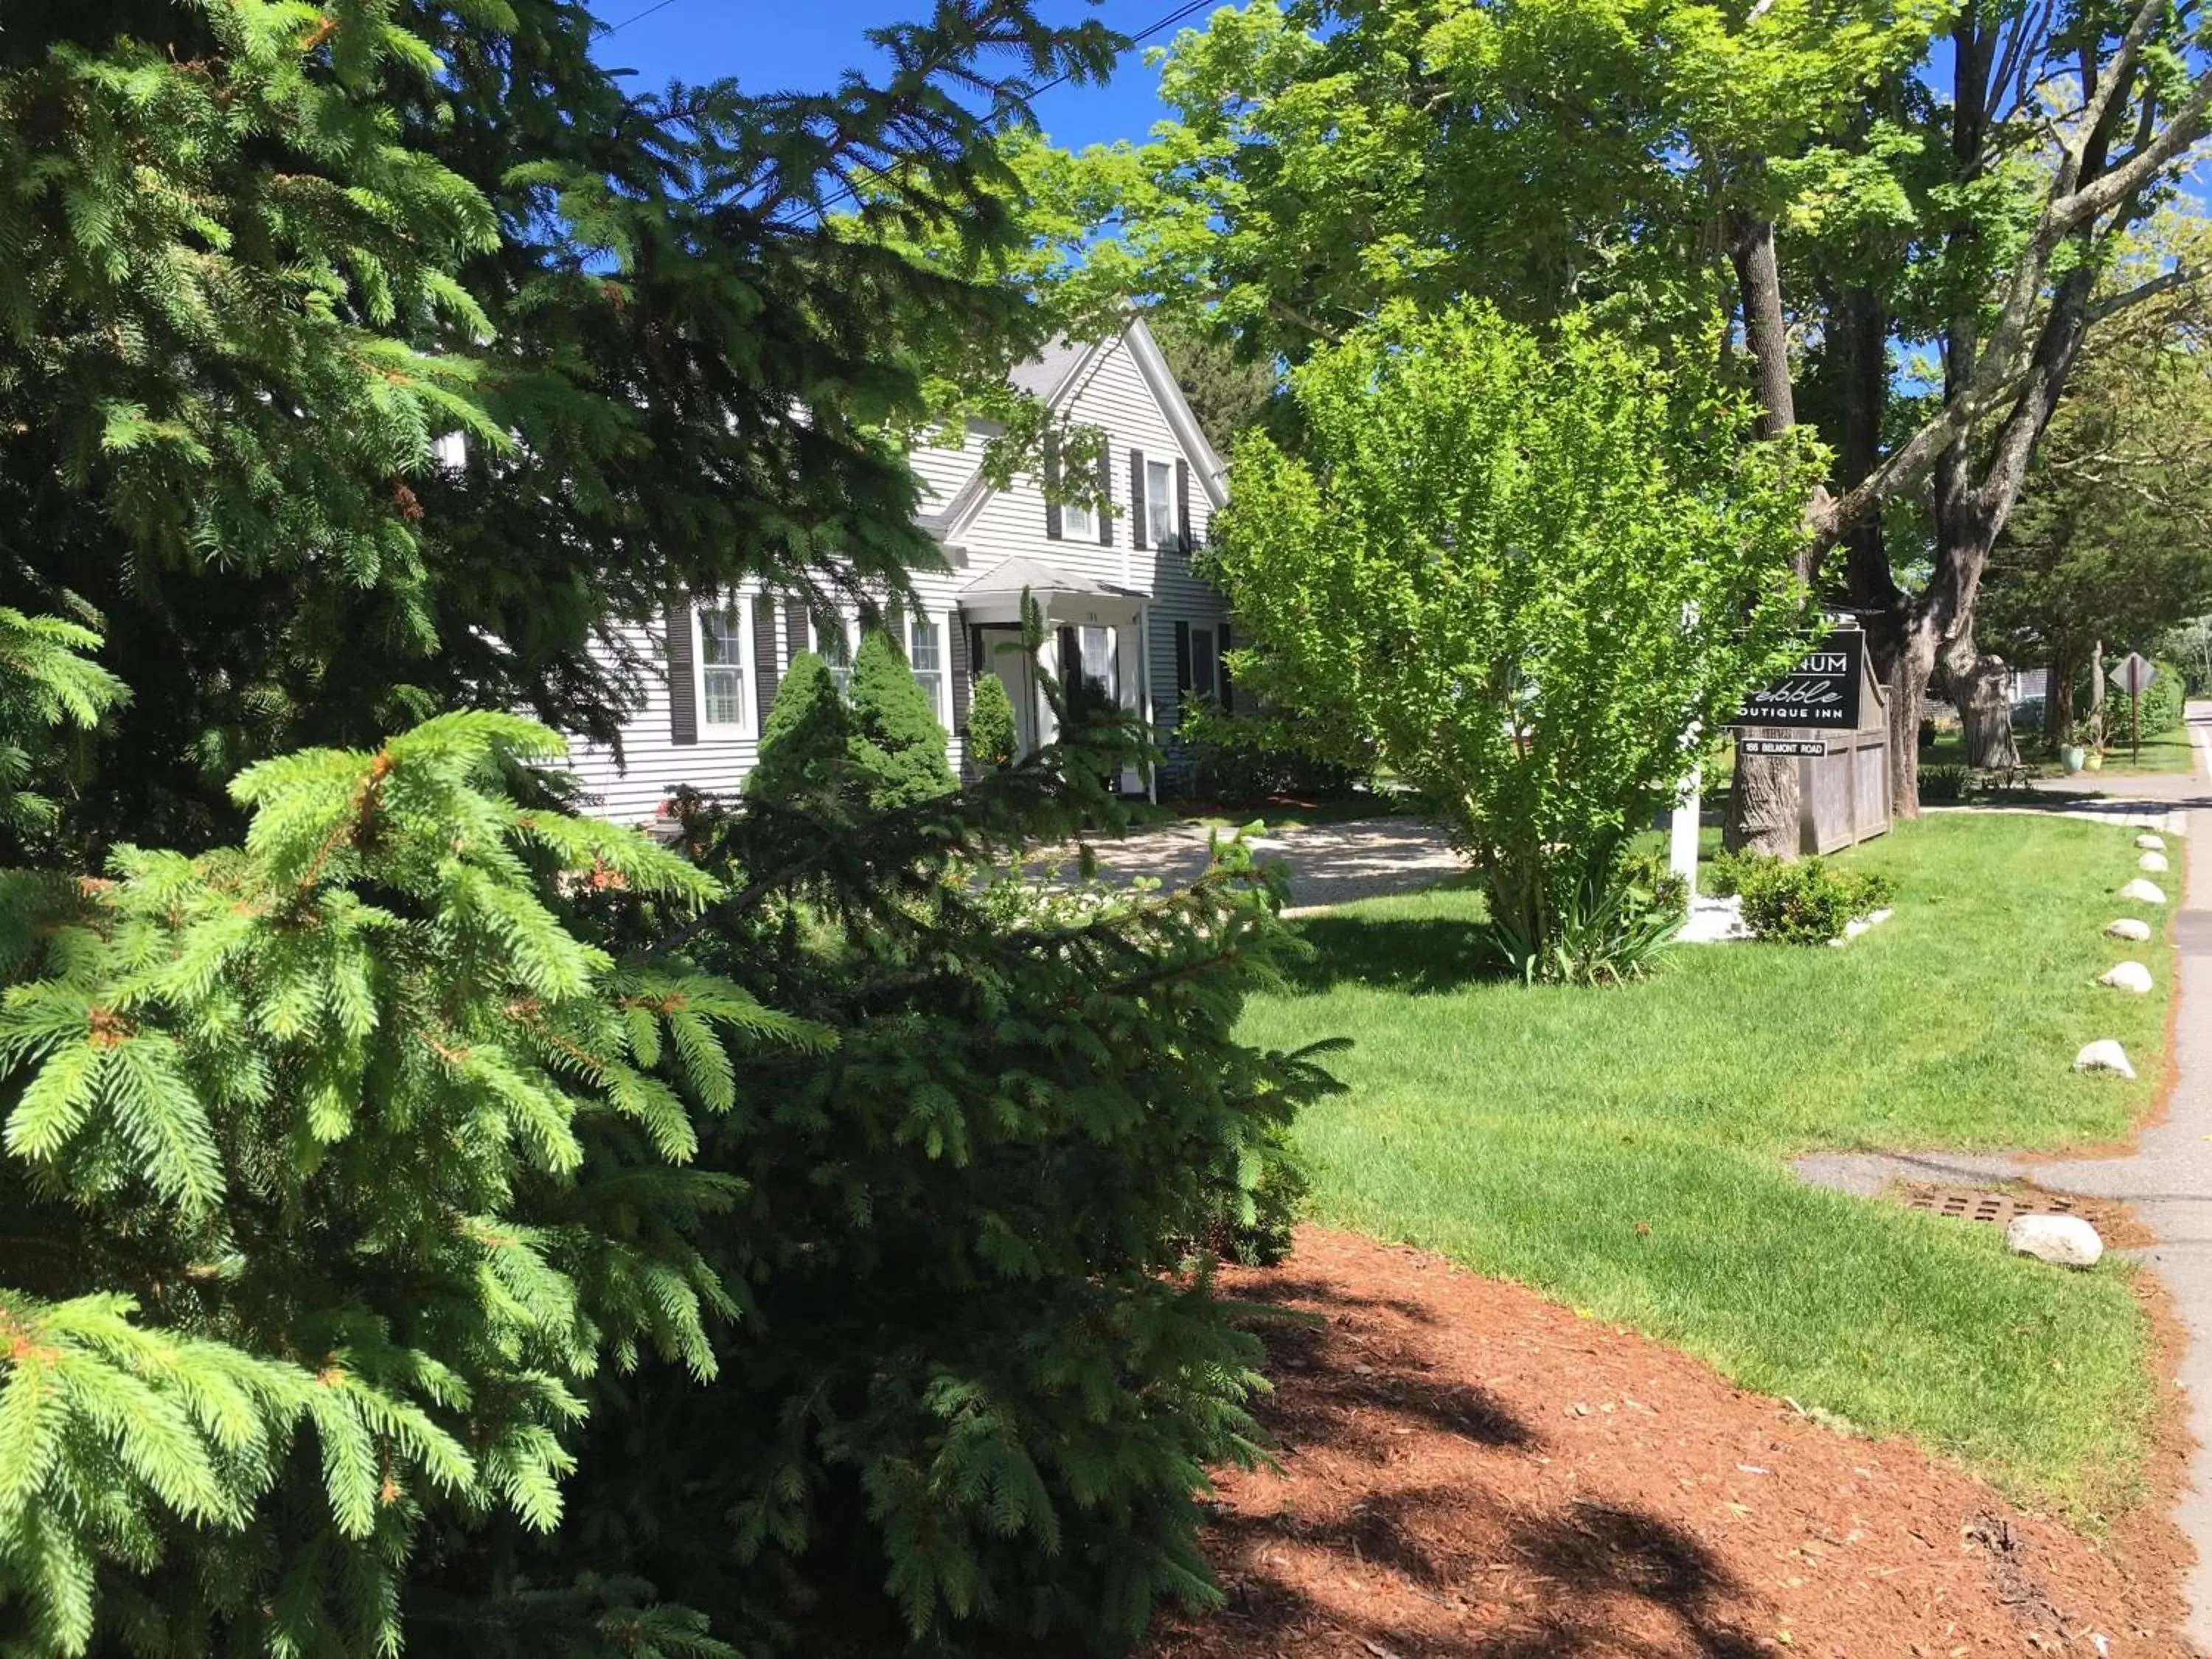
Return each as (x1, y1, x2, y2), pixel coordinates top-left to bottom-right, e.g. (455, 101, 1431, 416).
(1921, 727, 2199, 777)
(1245, 813, 2171, 1520)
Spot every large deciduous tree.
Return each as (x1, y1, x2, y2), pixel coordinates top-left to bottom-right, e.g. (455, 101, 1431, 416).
(1037, 0, 2212, 838)
(1210, 299, 1815, 979)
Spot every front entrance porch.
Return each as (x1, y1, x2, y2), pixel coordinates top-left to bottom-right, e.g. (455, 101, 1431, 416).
(959, 558, 1152, 798)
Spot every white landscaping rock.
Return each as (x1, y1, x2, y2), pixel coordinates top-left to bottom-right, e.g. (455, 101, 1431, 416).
(2138, 833, 2168, 852)
(2006, 1214, 2104, 1269)
(2074, 1040, 2138, 1079)
(2121, 878, 2168, 905)
(2140, 850, 2171, 873)
(2107, 918, 2153, 942)
(2100, 961, 2155, 993)
(1676, 895, 1751, 945)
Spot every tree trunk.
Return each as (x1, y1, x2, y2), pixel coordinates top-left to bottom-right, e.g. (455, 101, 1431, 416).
(1721, 212, 1807, 858)
(1945, 635, 2020, 770)
(2048, 647, 2078, 753)
(2090, 639, 2107, 748)
(1863, 607, 1932, 818)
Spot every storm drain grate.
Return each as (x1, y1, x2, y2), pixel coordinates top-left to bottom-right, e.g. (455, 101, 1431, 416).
(1899, 1186, 2078, 1228)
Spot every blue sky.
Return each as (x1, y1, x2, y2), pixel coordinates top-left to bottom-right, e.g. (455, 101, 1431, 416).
(590, 0, 1185, 153)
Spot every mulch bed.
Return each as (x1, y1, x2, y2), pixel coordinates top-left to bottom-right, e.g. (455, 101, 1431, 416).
(1146, 1227, 2190, 1658)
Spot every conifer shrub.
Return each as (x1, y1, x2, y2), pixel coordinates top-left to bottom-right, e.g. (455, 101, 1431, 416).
(964, 673, 1019, 772)
(748, 652, 856, 812)
(849, 627, 957, 809)
(0, 619, 1338, 1659)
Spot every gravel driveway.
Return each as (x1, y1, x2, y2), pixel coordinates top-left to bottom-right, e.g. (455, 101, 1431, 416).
(1088, 815, 1466, 913)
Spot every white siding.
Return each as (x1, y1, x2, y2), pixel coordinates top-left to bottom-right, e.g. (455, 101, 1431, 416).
(564, 325, 1231, 821)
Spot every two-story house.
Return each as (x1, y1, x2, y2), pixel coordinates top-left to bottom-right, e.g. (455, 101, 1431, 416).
(564, 314, 1234, 824)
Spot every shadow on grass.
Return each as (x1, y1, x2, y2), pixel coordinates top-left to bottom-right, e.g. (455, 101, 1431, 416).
(1283, 913, 1499, 995)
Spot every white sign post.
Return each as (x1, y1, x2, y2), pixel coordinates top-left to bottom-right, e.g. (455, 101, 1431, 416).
(1669, 768, 1701, 902)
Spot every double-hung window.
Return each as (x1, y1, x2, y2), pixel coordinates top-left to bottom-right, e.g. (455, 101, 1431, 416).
(1190, 626, 1220, 703)
(1146, 459, 1175, 548)
(909, 615, 944, 720)
(699, 603, 746, 731)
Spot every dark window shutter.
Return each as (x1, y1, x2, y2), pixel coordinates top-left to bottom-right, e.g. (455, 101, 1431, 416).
(1043, 431, 1063, 541)
(783, 599, 807, 667)
(1096, 442, 1113, 546)
(751, 594, 779, 721)
(1129, 448, 1148, 551)
(1219, 621, 1234, 713)
(1058, 625, 1080, 692)
(1175, 459, 1192, 552)
(1173, 620, 1192, 725)
(667, 600, 698, 746)
(949, 616, 972, 733)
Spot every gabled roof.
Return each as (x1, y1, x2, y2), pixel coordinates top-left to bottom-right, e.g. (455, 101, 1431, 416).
(923, 314, 1230, 552)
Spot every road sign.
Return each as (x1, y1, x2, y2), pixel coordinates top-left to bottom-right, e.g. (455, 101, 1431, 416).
(1735, 628, 1863, 731)
(1740, 739, 1830, 757)
(2109, 653, 2157, 697)
(2107, 652, 2156, 764)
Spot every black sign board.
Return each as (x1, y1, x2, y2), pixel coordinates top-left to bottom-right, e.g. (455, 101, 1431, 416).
(1741, 738, 1830, 757)
(1736, 630, 1863, 731)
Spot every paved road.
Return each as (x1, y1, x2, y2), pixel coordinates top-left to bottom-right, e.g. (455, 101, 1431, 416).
(1089, 815, 1467, 913)
(1804, 701, 2212, 1646)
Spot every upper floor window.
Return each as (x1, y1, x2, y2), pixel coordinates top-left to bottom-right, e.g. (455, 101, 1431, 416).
(699, 604, 746, 730)
(1061, 497, 1096, 541)
(909, 616, 943, 718)
(1147, 459, 1175, 548)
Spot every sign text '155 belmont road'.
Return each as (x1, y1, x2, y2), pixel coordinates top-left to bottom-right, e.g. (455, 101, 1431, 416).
(1736, 630, 1864, 731)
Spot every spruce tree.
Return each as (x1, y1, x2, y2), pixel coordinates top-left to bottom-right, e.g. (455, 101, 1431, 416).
(964, 674, 1019, 771)
(746, 653, 856, 813)
(849, 629, 958, 809)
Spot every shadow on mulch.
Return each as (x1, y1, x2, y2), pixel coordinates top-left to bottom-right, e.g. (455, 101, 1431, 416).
(1146, 1227, 2194, 1659)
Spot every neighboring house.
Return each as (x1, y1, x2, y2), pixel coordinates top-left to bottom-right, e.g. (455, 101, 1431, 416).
(564, 315, 1235, 825)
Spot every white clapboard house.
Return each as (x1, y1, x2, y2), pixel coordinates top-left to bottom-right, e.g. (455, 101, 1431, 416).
(565, 315, 1236, 826)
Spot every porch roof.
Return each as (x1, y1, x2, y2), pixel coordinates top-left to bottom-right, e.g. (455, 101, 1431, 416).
(958, 557, 1147, 608)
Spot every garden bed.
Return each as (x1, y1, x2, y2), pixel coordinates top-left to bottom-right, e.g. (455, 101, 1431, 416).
(1147, 1228, 2190, 1658)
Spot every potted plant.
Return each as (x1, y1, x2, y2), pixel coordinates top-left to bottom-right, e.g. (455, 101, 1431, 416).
(2059, 720, 2087, 773)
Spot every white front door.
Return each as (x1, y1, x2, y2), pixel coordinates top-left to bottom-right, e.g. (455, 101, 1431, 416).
(981, 630, 1043, 757)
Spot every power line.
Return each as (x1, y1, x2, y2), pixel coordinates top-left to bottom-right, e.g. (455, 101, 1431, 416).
(814, 0, 1219, 215)
(607, 0, 684, 32)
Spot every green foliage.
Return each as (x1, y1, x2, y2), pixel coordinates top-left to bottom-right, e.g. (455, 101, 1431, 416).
(1210, 299, 1816, 982)
(1732, 854, 1897, 944)
(0, 709, 801, 1658)
(747, 654, 858, 812)
(964, 673, 1019, 772)
(849, 629, 958, 810)
(1, 0, 1118, 854)
(0, 612, 1338, 1657)
(2078, 658, 2185, 742)
(1175, 702, 1368, 804)
(0, 611, 127, 852)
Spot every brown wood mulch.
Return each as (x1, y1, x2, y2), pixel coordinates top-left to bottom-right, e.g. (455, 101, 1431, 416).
(1145, 1227, 2193, 1659)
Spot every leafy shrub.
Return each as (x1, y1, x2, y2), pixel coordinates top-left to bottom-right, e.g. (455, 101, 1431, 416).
(1179, 702, 1367, 802)
(850, 626, 957, 808)
(2011, 697, 2045, 734)
(1206, 298, 1816, 984)
(1733, 854, 1898, 945)
(1489, 851, 1684, 985)
(965, 672, 1018, 771)
(1917, 762, 1971, 802)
